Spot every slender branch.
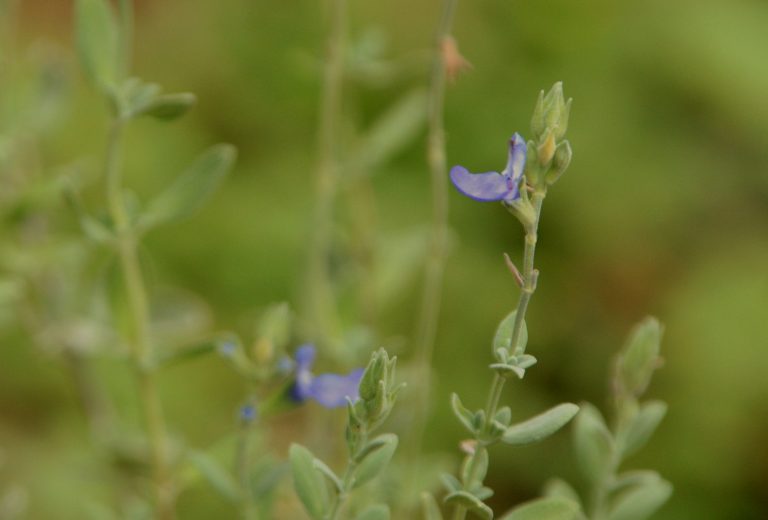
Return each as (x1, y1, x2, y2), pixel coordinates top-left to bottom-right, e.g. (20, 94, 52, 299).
(408, 0, 460, 461)
(453, 191, 547, 520)
(105, 120, 175, 520)
(306, 0, 347, 349)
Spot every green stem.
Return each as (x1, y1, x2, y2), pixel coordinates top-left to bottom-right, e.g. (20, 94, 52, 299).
(328, 429, 367, 520)
(452, 191, 547, 520)
(307, 0, 347, 349)
(408, 0, 459, 462)
(237, 419, 257, 520)
(105, 120, 175, 520)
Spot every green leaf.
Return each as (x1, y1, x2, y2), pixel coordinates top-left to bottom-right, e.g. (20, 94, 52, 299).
(355, 504, 390, 520)
(616, 317, 662, 397)
(609, 471, 662, 493)
(312, 458, 343, 493)
(140, 144, 236, 228)
(502, 403, 579, 445)
(620, 401, 667, 458)
(74, 0, 120, 89)
(607, 479, 672, 520)
(134, 93, 196, 120)
(543, 478, 581, 506)
(289, 444, 329, 519)
(573, 403, 614, 482)
(349, 88, 427, 174)
(451, 393, 477, 435)
(444, 491, 493, 520)
(498, 496, 581, 520)
(493, 310, 528, 355)
(352, 433, 397, 489)
(421, 492, 444, 520)
(187, 451, 239, 502)
(154, 339, 216, 369)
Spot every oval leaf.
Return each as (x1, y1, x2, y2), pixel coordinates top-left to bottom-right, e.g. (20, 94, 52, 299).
(356, 504, 390, 520)
(607, 479, 672, 520)
(573, 403, 614, 482)
(499, 496, 581, 520)
(289, 444, 329, 519)
(617, 317, 662, 397)
(352, 434, 398, 489)
(421, 492, 444, 520)
(187, 451, 239, 502)
(140, 144, 236, 228)
(620, 400, 667, 458)
(493, 310, 528, 355)
(502, 403, 579, 445)
(443, 491, 493, 520)
(135, 93, 197, 120)
(451, 393, 477, 435)
(75, 0, 120, 89)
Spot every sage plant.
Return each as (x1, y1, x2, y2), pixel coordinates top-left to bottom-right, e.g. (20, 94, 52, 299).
(544, 318, 672, 520)
(73, 0, 234, 516)
(290, 348, 403, 520)
(422, 83, 581, 520)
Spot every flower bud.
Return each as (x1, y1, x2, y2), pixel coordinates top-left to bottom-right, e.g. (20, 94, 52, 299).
(531, 82, 571, 141)
(546, 140, 572, 185)
(537, 129, 556, 167)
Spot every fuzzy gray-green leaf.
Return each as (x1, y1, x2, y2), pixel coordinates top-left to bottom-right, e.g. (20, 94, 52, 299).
(573, 403, 614, 482)
(502, 403, 579, 445)
(355, 504, 390, 520)
(289, 444, 329, 519)
(140, 144, 236, 228)
(443, 491, 493, 520)
(75, 0, 120, 89)
(421, 492, 444, 520)
(493, 310, 528, 355)
(187, 451, 239, 502)
(352, 433, 397, 489)
(617, 317, 662, 397)
(451, 393, 477, 435)
(620, 401, 667, 458)
(498, 496, 581, 520)
(607, 479, 672, 520)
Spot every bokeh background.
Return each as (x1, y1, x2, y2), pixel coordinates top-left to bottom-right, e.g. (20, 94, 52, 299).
(2, 0, 768, 518)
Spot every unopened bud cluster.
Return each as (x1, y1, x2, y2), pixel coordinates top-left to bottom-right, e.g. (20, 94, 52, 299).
(526, 82, 573, 188)
(346, 349, 404, 454)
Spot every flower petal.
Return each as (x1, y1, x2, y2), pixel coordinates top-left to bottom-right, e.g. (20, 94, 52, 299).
(294, 344, 316, 371)
(503, 133, 527, 183)
(449, 166, 510, 201)
(308, 368, 364, 408)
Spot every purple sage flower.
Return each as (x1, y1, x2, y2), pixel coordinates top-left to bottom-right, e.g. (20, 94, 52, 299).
(449, 133, 527, 203)
(290, 344, 364, 409)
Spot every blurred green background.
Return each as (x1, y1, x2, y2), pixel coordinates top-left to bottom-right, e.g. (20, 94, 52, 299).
(2, 0, 768, 518)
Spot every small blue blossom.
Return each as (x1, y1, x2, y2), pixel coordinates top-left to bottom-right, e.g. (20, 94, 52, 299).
(240, 404, 257, 423)
(218, 340, 237, 357)
(289, 344, 364, 408)
(449, 133, 527, 203)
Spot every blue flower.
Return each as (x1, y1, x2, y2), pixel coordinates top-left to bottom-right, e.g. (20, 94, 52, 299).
(449, 133, 527, 203)
(290, 344, 364, 409)
(239, 404, 257, 423)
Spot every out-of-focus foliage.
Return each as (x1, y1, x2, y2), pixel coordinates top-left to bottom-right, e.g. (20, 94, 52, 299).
(1, 0, 767, 518)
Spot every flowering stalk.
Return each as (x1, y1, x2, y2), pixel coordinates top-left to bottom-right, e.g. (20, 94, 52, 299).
(408, 0, 460, 463)
(290, 349, 403, 520)
(306, 0, 347, 349)
(434, 84, 578, 520)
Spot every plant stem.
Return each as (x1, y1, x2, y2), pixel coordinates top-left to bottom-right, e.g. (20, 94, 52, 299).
(328, 429, 367, 520)
(105, 120, 175, 520)
(408, 0, 459, 461)
(236, 418, 257, 520)
(307, 0, 347, 349)
(452, 190, 547, 520)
